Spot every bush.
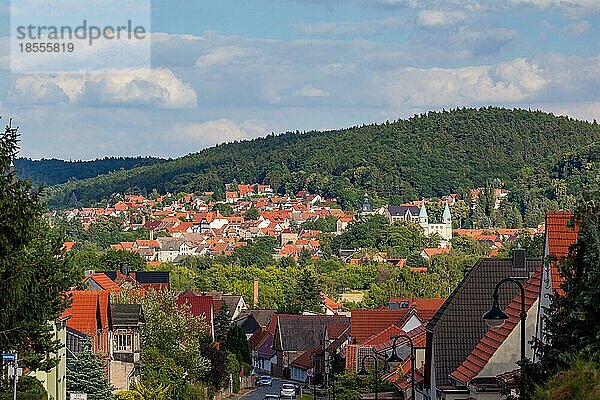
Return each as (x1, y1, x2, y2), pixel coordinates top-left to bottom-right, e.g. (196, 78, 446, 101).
(0, 376, 48, 400)
(114, 391, 143, 400)
(533, 358, 600, 400)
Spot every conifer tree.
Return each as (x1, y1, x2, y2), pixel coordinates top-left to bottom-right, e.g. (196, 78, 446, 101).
(67, 340, 113, 400)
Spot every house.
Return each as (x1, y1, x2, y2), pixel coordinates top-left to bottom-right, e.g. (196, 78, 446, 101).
(248, 328, 277, 374)
(110, 304, 145, 392)
(423, 252, 541, 400)
(235, 309, 276, 337)
(176, 291, 215, 341)
(420, 247, 451, 260)
(30, 316, 70, 400)
(207, 291, 249, 320)
(62, 290, 112, 358)
(272, 314, 350, 378)
(336, 215, 355, 235)
(322, 293, 345, 315)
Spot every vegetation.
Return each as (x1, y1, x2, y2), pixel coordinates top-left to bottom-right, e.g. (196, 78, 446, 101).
(45, 108, 600, 229)
(0, 376, 48, 400)
(0, 119, 80, 370)
(526, 184, 600, 399)
(15, 156, 165, 186)
(532, 358, 600, 400)
(66, 340, 113, 400)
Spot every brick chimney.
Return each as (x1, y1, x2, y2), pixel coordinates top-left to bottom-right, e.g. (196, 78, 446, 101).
(253, 280, 259, 308)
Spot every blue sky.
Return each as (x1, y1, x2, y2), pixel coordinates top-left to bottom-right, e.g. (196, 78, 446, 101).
(1, 0, 599, 159)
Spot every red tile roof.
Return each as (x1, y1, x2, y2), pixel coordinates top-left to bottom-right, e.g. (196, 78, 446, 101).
(85, 273, 121, 292)
(545, 212, 578, 292)
(351, 309, 407, 343)
(362, 325, 405, 346)
(291, 348, 318, 370)
(62, 290, 111, 336)
(450, 268, 542, 384)
(389, 298, 446, 321)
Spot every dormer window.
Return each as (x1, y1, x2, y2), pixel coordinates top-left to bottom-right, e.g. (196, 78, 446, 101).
(115, 332, 133, 352)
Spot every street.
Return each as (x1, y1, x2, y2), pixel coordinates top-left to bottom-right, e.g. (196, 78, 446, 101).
(241, 378, 304, 400)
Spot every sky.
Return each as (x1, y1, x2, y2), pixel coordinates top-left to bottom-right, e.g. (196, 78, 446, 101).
(0, 0, 599, 159)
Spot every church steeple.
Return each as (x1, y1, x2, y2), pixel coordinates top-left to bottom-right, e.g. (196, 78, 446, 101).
(442, 202, 452, 225)
(360, 191, 372, 213)
(418, 199, 429, 226)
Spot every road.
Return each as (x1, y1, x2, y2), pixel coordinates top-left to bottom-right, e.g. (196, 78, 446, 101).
(241, 378, 304, 400)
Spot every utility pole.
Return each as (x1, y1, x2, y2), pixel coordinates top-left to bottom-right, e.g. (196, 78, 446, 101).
(12, 353, 19, 400)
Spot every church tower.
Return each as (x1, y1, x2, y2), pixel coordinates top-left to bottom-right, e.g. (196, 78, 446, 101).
(360, 191, 372, 213)
(442, 202, 452, 225)
(418, 200, 429, 228)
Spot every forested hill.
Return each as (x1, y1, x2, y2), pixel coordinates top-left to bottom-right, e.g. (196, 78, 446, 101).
(15, 157, 166, 186)
(45, 107, 600, 209)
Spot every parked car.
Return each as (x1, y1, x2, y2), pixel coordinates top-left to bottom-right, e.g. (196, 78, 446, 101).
(264, 395, 279, 400)
(257, 375, 273, 387)
(280, 383, 296, 398)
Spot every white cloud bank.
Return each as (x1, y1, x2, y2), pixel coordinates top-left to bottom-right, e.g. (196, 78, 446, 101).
(12, 68, 197, 108)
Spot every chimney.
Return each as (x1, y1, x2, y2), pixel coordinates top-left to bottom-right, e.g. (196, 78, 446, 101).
(253, 280, 259, 309)
(512, 248, 527, 270)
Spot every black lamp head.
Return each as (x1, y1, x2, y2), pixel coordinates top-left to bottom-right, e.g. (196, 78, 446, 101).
(358, 367, 368, 377)
(482, 293, 509, 328)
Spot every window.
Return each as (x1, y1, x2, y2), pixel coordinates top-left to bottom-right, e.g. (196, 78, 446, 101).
(115, 333, 133, 352)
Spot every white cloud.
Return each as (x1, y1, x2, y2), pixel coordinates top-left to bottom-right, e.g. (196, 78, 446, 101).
(417, 10, 466, 27)
(12, 68, 197, 108)
(195, 46, 255, 67)
(378, 58, 547, 107)
(294, 85, 330, 97)
(172, 118, 267, 147)
(293, 16, 407, 36)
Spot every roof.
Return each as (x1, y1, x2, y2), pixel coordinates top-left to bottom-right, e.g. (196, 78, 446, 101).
(85, 273, 121, 292)
(176, 292, 214, 333)
(450, 268, 542, 384)
(291, 348, 318, 370)
(388, 205, 420, 217)
(62, 290, 111, 336)
(388, 298, 446, 321)
(425, 257, 540, 387)
(133, 271, 170, 284)
(545, 212, 578, 292)
(248, 328, 271, 350)
(351, 309, 414, 343)
(274, 314, 350, 352)
(111, 303, 145, 327)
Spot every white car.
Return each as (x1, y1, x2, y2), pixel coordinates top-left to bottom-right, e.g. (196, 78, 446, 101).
(279, 383, 296, 398)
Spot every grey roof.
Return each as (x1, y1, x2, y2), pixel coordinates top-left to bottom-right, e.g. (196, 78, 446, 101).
(158, 237, 184, 251)
(426, 258, 540, 387)
(111, 304, 145, 327)
(235, 309, 276, 333)
(387, 205, 419, 217)
(275, 315, 350, 352)
(222, 295, 243, 313)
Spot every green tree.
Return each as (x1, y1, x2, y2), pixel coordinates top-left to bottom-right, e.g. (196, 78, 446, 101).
(140, 290, 211, 386)
(212, 203, 233, 216)
(224, 325, 251, 365)
(66, 340, 113, 400)
(0, 120, 80, 369)
(0, 375, 48, 400)
(244, 207, 260, 220)
(214, 302, 231, 343)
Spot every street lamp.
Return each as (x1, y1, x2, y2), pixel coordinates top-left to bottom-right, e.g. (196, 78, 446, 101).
(482, 277, 527, 400)
(309, 352, 318, 400)
(388, 335, 415, 400)
(358, 354, 378, 400)
(325, 353, 336, 400)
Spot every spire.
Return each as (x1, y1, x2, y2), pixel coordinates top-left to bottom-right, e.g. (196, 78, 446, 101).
(360, 191, 372, 213)
(442, 201, 452, 224)
(419, 199, 428, 225)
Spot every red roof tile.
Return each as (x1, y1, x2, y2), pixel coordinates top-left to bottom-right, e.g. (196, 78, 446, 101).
(85, 273, 121, 292)
(62, 290, 111, 336)
(546, 212, 578, 292)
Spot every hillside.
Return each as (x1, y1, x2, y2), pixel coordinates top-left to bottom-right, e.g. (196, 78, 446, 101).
(45, 107, 600, 210)
(15, 156, 166, 186)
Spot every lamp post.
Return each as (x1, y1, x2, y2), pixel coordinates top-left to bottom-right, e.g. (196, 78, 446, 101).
(358, 354, 378, 400)
(310, 352, 317, 400)
(325, 354, 335, 400)
(388, 334, 415, 400)
(482, 277, 527, 400)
